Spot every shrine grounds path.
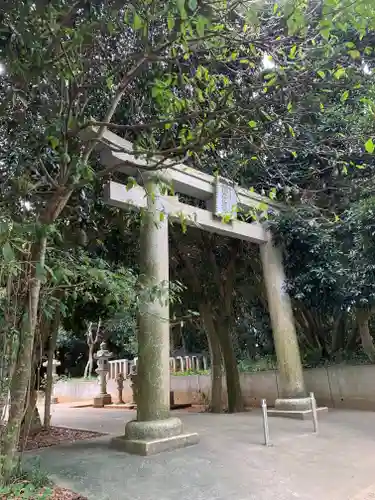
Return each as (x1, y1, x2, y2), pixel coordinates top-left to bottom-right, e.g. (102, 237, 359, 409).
(26, 405, 375, 500)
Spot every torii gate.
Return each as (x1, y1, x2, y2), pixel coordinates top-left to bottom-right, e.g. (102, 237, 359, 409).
(96, 130, 309, 455)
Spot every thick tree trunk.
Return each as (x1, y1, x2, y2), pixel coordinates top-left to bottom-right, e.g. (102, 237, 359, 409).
(200, 304, 223, 413)
(357, 310, 375, 362)
(217, 321, 244, 413)
(44, 305, 60, 428)
(0, 238, 47, 483)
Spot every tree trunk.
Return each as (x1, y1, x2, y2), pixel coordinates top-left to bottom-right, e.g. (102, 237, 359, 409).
(0, 238, 47, 484)
(346, 323, 359, 351)
(200, 304, 223, 413)
(357, 309, 375, 362)
(207, 238, 243, 414)
(44, 305, 61, 428)
(19, 389, 42, 451)
(84, 344, 94, 378)
(217, 320, 244, 413)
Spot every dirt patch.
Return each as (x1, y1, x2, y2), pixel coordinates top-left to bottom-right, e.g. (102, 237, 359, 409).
(51, 486, 88, 499)
(20, 426, 104, 452)
(1, 482, 89, 500)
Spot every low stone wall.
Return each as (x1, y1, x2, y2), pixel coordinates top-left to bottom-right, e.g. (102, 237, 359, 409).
(53, 364, 375, 411)
(53, 378, 133, 403)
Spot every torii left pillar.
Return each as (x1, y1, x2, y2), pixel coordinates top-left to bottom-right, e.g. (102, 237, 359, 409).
(111, 175, 199, 455)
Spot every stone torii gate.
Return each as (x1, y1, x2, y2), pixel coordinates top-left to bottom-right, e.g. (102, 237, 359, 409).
(96, 130, 310, 455)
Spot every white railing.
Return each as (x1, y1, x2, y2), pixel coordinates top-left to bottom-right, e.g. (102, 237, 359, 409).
(108, 355, 208, 380)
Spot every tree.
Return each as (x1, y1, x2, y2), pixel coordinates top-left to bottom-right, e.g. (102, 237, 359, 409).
(83, 319, 101, 378)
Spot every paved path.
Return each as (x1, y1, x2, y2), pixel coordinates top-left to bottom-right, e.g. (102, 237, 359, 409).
(27, 405, 375, 500)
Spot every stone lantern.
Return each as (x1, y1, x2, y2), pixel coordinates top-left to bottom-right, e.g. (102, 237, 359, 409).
(115, 372, 125, 404)
(43, 357, 61, 404)
(129, 364, 138, 406)
(93, 342, 113, 408)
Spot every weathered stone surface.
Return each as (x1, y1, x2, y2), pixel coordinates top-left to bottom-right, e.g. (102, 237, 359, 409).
(260, 237, 306, 401)
(124, 417, 183, 440)
(93, 394, 112, 408)
(275, 397, 312, 412)
(136, 177, 171, 422)
(110, 432, 199, 456)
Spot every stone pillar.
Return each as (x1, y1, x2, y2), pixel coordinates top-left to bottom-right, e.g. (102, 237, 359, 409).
(260, 233, 311, 416)
(111, 177, 198, 454)
(137, 177, 170, 421)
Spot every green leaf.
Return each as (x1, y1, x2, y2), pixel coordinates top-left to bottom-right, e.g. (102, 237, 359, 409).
(341, 90, 349, 102)
(348, 49, 361, 60)
(167, 14, 175, 31)
(320, 28, 330, 40)
(333, 67, 346, 80)
(133, 13, 143, 30)
(126, 177, 136, 191)
(188, 0, 197, 9)
(365, 138, 375, 154)
(289, 45, 297, 59)
(248, 120, 257, 128)
(269, 188, 277, 200)
(196, 15, 206, 37)
(287, 102, 293, 112)
(177, 0, 186, 17)
(273, 3, 278, 13)
(106, 76, 114, 89)
(48, 136, 59, 150)
(317, 70, 325, 79)
(2, 242, 14, 263)
(265, 77, 277, 87)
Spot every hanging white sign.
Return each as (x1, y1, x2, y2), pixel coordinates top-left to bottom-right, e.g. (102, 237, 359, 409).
(214, 177, 237, 220)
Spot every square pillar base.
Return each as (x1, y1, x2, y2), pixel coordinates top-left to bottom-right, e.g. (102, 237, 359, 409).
(268, 406, 328, 420)
(110, 432, 199, 456)
(93, 394, 112, 408)
(110, 416, 199, 455)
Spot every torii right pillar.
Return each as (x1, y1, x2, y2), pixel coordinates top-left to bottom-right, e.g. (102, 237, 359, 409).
(260, 232, 327, 418)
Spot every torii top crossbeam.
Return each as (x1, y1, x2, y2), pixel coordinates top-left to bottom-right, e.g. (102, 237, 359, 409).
(96, 129, 283, 211)
(92, 128, 284, 244)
